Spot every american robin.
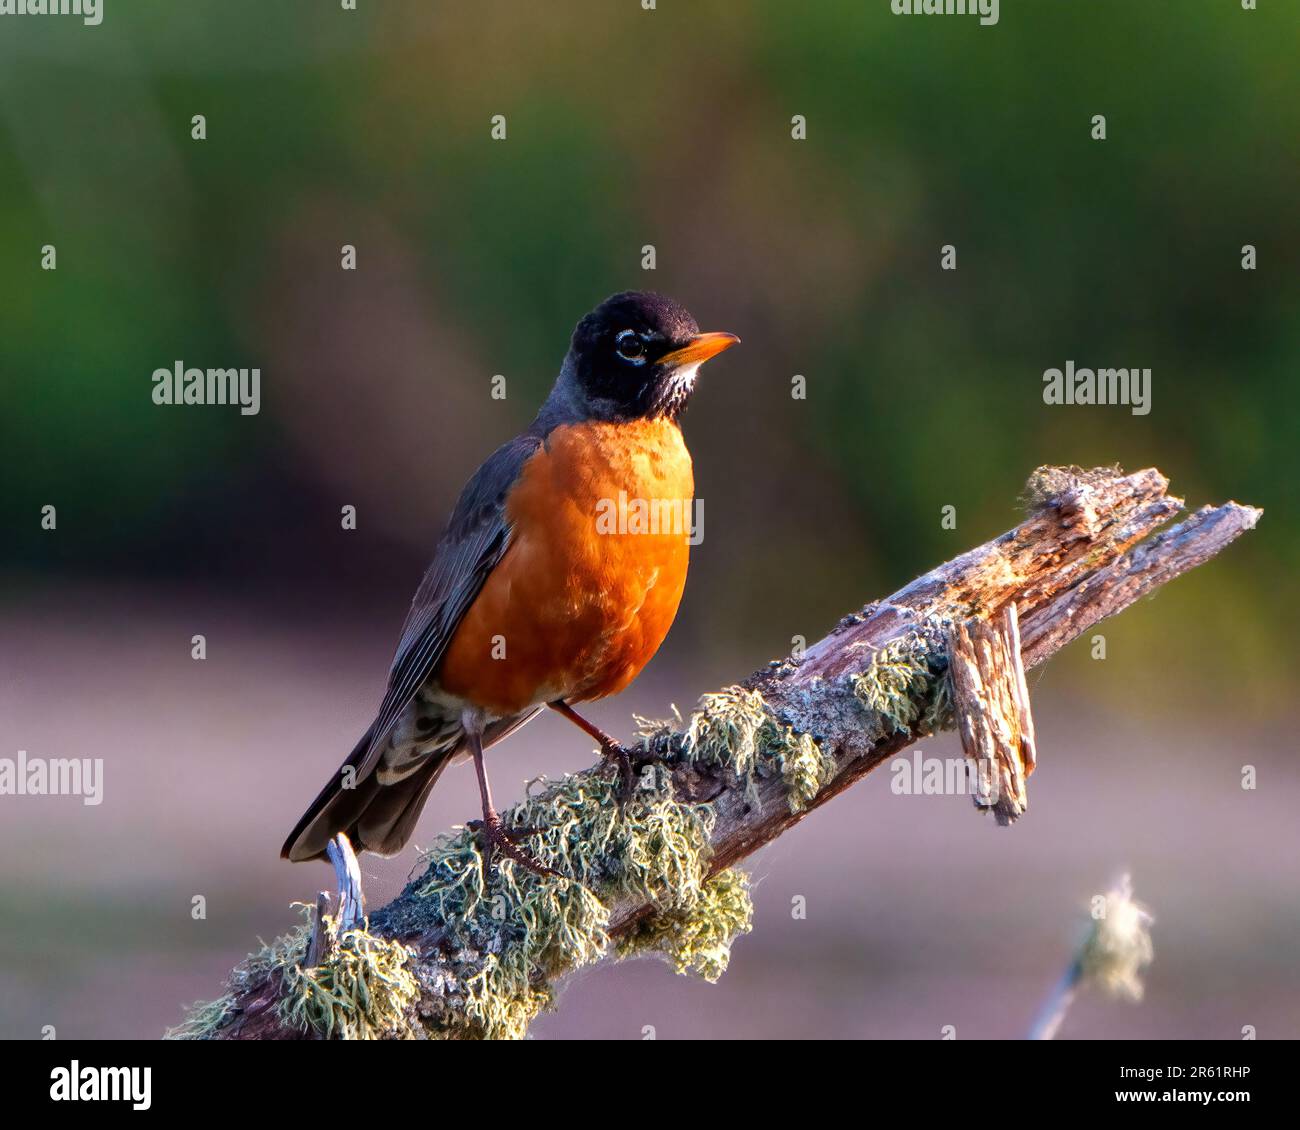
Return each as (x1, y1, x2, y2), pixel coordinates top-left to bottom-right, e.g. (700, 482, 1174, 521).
(282, 292, 739, 874)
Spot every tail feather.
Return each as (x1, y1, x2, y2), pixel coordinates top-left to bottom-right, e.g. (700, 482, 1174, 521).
(281, 708, 542, 863)
(357, 757, 449, 856)
(280, 725, 444, 862)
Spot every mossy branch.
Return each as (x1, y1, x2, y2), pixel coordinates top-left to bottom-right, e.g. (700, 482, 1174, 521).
(171, 465, 1260, 1040)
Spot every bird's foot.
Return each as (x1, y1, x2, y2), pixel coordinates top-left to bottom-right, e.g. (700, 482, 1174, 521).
(599, 740, 638, 800)
(546, 700, 641, 799)
(468, 811, 560, 878)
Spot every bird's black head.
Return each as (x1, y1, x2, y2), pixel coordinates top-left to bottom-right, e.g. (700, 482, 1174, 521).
(560, 291, 739, 424)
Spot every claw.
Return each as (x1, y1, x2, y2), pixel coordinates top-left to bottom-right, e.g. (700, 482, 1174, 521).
(471, 811, 560, 878)
(547, 700, 640, 800)
(600, 740, 637, 799)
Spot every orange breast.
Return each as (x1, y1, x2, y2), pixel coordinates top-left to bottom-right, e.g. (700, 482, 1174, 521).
(437, 418, 695, 718)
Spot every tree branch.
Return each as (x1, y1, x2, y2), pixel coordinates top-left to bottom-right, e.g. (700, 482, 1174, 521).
(177, 465, 1260, 1040)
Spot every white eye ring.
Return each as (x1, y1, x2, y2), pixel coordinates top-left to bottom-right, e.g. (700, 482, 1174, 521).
(615, 329, 647, 364)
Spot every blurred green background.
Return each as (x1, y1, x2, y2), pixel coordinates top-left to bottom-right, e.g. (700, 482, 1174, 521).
(1, 1, 1296, 1040)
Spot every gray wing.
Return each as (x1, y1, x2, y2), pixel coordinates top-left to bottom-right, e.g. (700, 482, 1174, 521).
(359, 431, 543, 778)
(280, 430, 544, 862)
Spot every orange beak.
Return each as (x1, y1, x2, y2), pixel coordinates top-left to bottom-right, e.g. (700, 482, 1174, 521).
(658, 331, 741, 369)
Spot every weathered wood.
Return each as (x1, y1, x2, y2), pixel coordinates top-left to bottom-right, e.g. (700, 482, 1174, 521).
(947, 602, 1037, 823)
(203, 466, 1260, 1039)
(326, 833, 365, 931)
(694, 468, 1257, 881)
(304, 891, 331, 969)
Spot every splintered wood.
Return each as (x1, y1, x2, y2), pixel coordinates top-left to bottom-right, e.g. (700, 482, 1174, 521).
(947, 602, 1038, 824)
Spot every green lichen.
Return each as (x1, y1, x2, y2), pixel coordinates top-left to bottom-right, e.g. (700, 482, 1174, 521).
(173, 687, 846, 1041)
(778, 728, 838, 813)
(681, 686, 837, 812)
(165, 910, 314, 1040)
(684, 687, 771, 779)
(407, 766, 739, 1040)
(923, 663, 954, 733)
(617, 866, 754, 981)
(851, 628, 953, 738)
(279, 920, 421, 1040)
(169, 759, 759, 1042)
(164, 992, 237, 1040)
(167, 904, 420, 1041)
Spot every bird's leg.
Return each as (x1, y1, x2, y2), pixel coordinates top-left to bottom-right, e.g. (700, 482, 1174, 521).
(464, 716, 559, 878)
(548, 700, 637, 796)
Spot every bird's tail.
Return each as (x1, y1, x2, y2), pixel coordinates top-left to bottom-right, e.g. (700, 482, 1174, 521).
(280, 725, 452, 863)
(281, 708, 541, 864)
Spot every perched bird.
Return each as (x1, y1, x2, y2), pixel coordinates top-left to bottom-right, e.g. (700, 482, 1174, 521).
(282, 292, 739, 873)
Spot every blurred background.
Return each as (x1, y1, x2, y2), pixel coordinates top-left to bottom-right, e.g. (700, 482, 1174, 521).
(1, 1, 1296, 1039)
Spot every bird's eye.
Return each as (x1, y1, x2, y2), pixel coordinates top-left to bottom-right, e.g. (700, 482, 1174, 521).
(615, 329, 646, 363)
